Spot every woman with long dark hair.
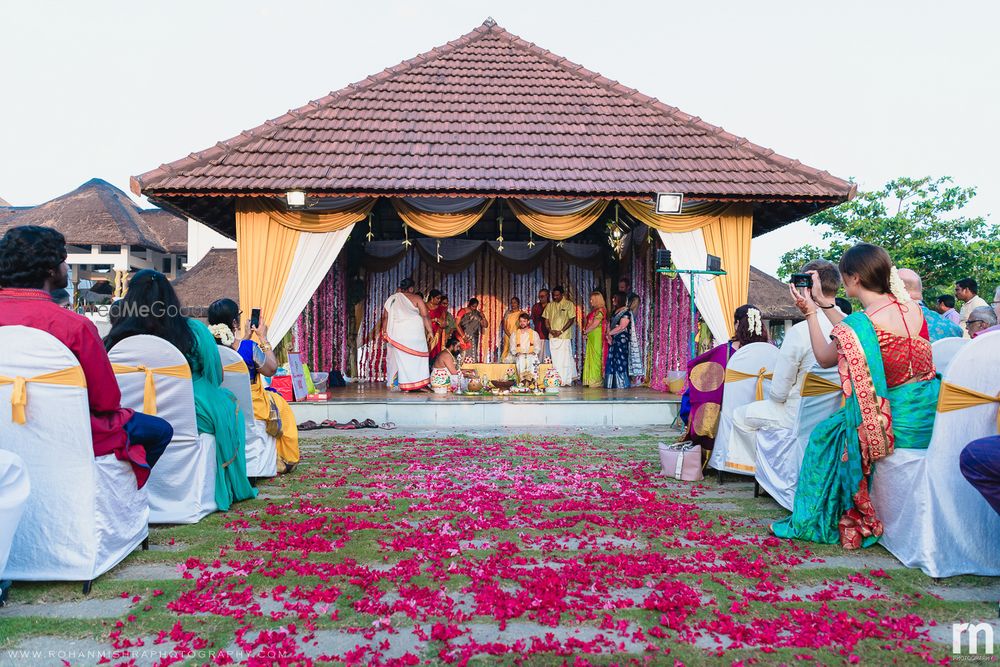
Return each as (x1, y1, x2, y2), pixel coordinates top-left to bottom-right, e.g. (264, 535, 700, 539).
(603, 291, 631, 389)
(679, 304, 769, 452)
(207, 298, 299, 473)
(104, 270, 256, 510)
(772, 243, 938, 549)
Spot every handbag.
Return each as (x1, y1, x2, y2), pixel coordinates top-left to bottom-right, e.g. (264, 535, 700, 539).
(658, 441, 703, 481)
(265, 396, 284, 438)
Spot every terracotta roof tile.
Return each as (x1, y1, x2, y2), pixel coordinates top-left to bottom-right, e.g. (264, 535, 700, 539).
(134, 21, 852, 205)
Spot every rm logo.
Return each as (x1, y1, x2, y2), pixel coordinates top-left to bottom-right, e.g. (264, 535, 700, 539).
(953, 622, 996, 655)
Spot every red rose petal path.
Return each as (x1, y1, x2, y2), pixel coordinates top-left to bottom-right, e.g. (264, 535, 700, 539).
(108, 437, 945, 666)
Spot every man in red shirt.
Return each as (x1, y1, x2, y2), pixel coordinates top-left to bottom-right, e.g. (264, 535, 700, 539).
(0, 226, 172, 488)
(530, 288, 550, 360)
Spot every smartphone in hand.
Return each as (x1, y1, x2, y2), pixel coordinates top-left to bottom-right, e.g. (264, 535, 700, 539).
(250, 308, 261, 329)
(789, 273, 813, 289)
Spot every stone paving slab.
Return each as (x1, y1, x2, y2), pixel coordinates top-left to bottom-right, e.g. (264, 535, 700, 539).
(928, 584, 1000, 602)
(924, 618, 1000, 649)
(0, 638, 116, 667)
(792, 554, 906, 570)
(0, 597, 132, 619)
(108, 563, 185, 581)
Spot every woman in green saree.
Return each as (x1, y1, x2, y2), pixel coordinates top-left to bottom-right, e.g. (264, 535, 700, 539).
(771, 244, 939, 549)
(105, 270, 257, 511)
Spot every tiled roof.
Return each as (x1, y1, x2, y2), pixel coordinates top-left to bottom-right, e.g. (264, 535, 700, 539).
(134, 20, 852, 207)
(2, 179, 186, 253)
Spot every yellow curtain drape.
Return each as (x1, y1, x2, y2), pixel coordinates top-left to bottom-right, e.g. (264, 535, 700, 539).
(111, 363, 192, 416)
(240, 199, 375, 233)
(724, 366, 773, 401)
(391, 199, 494, 238)
(0, 366, 87, 425)
(938, 381, 1000, 431)
(801, 373, 843, 397)
(223, 361, 249, 375)
(702, 204, 754, 339)
(619, 200, 734, 232)
(508, 200, 609, 240)
(236, 207, 300, 336)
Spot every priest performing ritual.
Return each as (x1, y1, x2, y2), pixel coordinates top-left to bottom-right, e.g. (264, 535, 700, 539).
(381, 278, 431, 391)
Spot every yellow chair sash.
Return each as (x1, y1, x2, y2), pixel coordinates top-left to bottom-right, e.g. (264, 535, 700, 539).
(0, 366, 87, 425)
(938, 381, 1000, 432)
(801, 373, 843, 397)
(724, 366, 773, 401)
(111, 363, 192, 416)
(223, 361, 249, 375)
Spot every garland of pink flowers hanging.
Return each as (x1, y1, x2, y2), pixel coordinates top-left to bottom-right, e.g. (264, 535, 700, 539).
(648, 271, 692, 391)
(294, 258, 349, 373)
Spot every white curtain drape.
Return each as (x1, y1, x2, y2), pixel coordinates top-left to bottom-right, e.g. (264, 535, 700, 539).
(268, 224, 356, 346)
(656, 229, 729, 343)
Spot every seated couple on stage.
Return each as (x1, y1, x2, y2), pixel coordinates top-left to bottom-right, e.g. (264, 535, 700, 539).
(0, 226, 174, 490)
(207, 299, 300, 474)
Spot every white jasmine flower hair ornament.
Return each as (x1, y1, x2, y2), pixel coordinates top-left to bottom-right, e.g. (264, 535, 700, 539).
(209, 323, 235, 347)
(747, 307, 763, 336)
(888, 266, 913, 304)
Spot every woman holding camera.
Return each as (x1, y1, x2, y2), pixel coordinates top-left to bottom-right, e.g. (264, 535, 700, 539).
(772, 243, 939, 549)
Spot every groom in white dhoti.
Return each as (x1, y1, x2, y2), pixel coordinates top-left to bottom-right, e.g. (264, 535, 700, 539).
(543, 285, 578, 386)
(381, 278, 432, 391)
(507, 313, 542, 379)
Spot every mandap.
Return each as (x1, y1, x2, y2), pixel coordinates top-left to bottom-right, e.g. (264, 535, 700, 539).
(133, 20, 853, 389)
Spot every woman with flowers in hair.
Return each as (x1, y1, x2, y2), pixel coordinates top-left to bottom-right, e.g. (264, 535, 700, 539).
(772, 243, 939, 549)
(679, 304, 769, 452)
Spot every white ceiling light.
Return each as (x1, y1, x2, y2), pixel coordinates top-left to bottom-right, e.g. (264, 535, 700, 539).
(655, 192, 684, 214)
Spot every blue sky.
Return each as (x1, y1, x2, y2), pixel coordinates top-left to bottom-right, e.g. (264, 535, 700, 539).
(1, 0, 996, 275)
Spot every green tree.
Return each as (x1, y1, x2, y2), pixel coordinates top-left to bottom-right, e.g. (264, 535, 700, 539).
(778, 176, 1000, 297)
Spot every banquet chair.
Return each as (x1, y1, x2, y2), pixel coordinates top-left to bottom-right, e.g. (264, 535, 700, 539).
(931, 337, 969, 377)
(0, 326, 149, 589)
(0, 449, 30, 604)
(218, 345, 277, 478)
(872, 330, 1000, 577)
(109, 335, 217, 524)
(754, 364, 843, 510)
(709, 342, 779, 478)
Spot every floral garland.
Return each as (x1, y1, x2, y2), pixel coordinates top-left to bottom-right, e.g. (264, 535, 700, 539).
(888, 266, 913, 304)
(208, 323, 235, 347)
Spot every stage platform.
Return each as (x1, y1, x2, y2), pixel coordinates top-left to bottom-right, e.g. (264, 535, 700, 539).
(289, 384, 681, 428)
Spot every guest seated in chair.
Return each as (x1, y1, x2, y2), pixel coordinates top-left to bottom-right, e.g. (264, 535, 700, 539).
(961, 436, 1000, 516)
(207, 299, 299, 473)
(104, 270, 256, 509)
(898, 268, 963, 341)
(771, 243, 939, 549)
(730, 260, 840, 448)
(679, 304, 769, 453)
(0, 226, 172, 488)
(965, 306, 998, 338)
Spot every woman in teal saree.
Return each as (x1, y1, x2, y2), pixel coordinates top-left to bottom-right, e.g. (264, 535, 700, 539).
(771, 244, 939, 549)
(105, 270, 257, 511)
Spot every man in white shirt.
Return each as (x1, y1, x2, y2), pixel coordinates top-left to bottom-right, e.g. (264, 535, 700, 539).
(730, 260, 839, 449)
(508, 313, 543, 379)
(955, 277, 989, 338)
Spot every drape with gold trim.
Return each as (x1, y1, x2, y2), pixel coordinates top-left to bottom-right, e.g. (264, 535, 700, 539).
(391, 199, 494, 238)
(508, 199, 609, 240)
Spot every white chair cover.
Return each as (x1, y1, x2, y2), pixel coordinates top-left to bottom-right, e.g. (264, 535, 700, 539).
(931, 337, 968, 376)
(709, 342, 779, 476)
(218, 346, 277, 478)
(0, 450, 30, 579)
(872, 331, 1000, 577)
(755, 364, 843, 510)
(0, 326, 148, 581)
(109, 335, 217, 524)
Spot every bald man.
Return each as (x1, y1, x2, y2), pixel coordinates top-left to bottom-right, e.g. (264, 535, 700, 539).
(898, 268, 963, 342)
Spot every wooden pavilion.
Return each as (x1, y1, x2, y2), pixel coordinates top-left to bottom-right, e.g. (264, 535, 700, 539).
(134, 19, 851, 392)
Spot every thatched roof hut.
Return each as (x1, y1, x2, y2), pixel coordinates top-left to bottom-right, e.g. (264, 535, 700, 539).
(748, 266, 801, 322)
(172, 248, 238, 316)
